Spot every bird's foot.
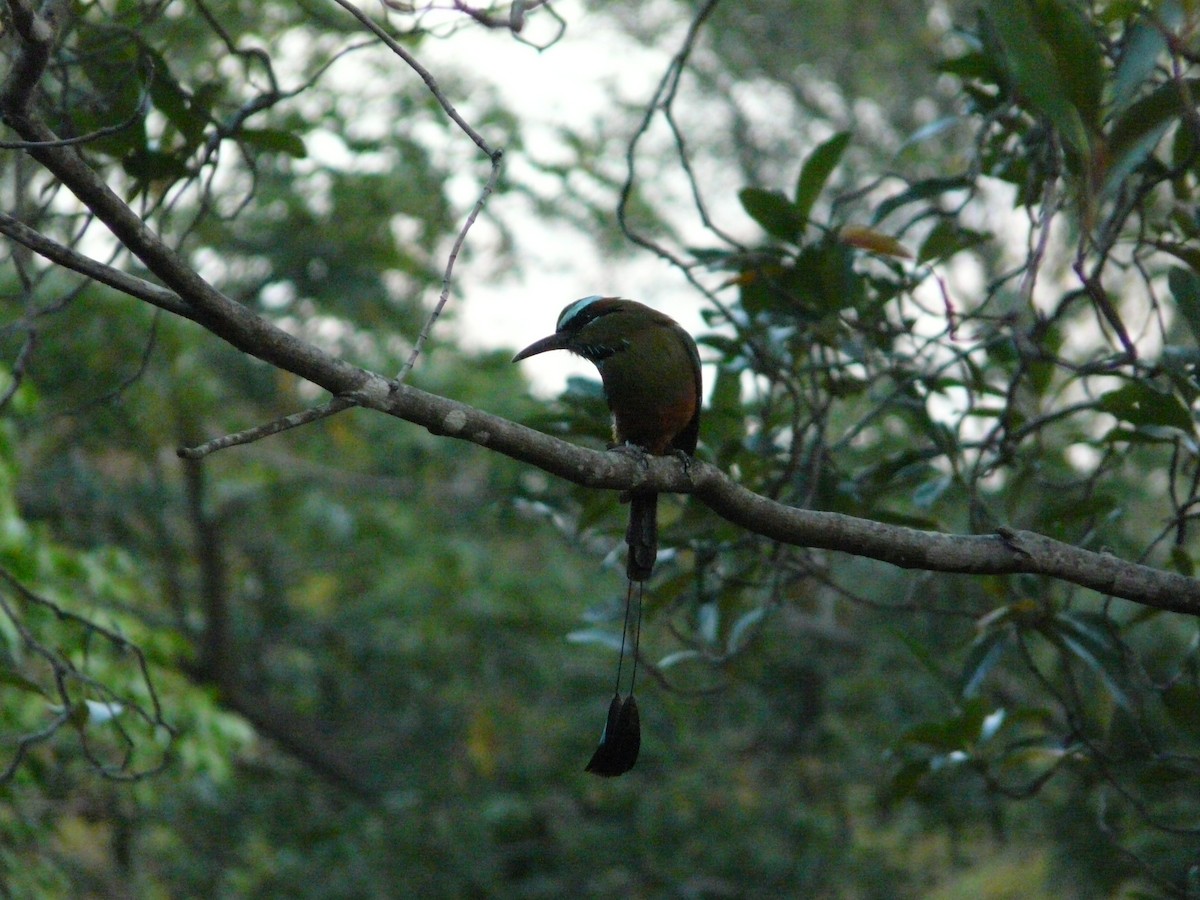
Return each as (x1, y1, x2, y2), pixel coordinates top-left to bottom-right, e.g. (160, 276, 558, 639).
(608, 440, 651, 464)
(670, 448, 693, 476)
(609, 442, 651, 501)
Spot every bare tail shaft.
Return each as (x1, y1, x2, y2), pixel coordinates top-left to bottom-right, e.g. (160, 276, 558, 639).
(626, 491, 658, 581)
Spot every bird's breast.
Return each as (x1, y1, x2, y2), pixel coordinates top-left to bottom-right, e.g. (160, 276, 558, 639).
(597, 332, 698, 455)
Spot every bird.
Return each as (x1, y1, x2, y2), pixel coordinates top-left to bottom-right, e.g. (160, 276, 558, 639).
(513, 296, 702, 580)
(514, 295, 702, 775)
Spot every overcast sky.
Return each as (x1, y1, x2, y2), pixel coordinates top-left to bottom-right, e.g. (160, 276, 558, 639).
(417, 2, 731, 392)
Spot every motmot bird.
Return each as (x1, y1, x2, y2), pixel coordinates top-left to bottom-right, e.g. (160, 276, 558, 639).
(514, 296, 701, 776)
(512, 295, 702, 581)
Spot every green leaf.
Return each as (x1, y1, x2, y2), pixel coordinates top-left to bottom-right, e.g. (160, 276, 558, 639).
(566, 628, 624, 653)
(123, 148, 190, 183)
(239, 128, 308, 159)
(900, 698, 988, 752)
(872, 176, 973, 225)
(705, 367, 744, 465)
(912, 473, 951, 510)
(960, 627, 1010, 698)
(1106, 79, 1200, 195)
(986, 0, 1095, 155)
(1096, 380, 1194, 434)
(695, 334, 744, 362)
(85, 699, 125, 725)
(145, 50, 208, 149)
(727, 606, 767, 655)
(794, 131, 850, 230)
(1039, 612, 1134, 712)
(1111, 20, 1167, 113)
(917, 219, 988, 264)
(978, 707, 1006, 742)
(698, 601, 719, 645)
(1030, 0, 1104, 131)
(1098, 0, 1145, 24)
(738, 188, 804, 242)
(687, 246, 739, 268)
(794, 240, 864, 314)
(838, 226, 912, 259)
(937, 50, 994, 81)
(1169, 267, 1200, 345)
(657, 649, 702, 670)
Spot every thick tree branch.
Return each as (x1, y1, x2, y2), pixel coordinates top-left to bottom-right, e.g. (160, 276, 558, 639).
(337, 374, 1200, 617)
(3, 0, 1199, 621)
(3, 127, 1198, 617)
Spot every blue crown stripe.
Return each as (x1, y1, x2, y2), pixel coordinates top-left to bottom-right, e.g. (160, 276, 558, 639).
(557, 295, 604, 331)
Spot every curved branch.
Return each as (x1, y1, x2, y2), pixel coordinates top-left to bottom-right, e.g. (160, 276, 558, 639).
(4, 0, 1199, 619)
(340, 373, 1200, 617)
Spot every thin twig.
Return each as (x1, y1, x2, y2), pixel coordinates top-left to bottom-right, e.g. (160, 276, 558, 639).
(397, 148, 503, 382)
(177, 396, 358, 459)
(1073, 257, 1138, 361)
(0, 212, 193, 317)
(181, 0, 508, 454)
(0, 326, 35, 412)
(0, 89, 149, 149)
(331, 0, 499, 157)
(616, 0, 722, 265)
(0, 566, 175, 785)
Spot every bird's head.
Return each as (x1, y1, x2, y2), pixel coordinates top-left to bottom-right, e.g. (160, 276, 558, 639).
(512, 295, 636, 364)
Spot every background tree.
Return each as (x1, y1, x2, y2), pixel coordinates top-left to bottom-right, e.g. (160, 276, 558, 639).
(2, 0, 1200, 896)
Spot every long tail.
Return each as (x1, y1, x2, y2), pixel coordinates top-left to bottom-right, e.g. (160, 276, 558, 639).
(626, 491, 658, 582)
(585, 579, 643, 776)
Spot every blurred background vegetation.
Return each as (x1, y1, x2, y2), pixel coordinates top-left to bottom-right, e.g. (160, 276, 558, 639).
(3, 0, 1200, 896)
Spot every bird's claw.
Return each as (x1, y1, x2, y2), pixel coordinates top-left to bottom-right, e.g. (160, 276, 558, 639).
(609, 440, 650, 461)
(608, 441, 652, 475)
(609, 443, 650, 502)
(670, 448, 693, 476)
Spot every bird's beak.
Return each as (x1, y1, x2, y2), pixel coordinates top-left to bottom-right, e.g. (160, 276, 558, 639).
(512, 332, 571, 362)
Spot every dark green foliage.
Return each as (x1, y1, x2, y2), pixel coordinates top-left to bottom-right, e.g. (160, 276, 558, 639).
(5, 0, 1200, 897)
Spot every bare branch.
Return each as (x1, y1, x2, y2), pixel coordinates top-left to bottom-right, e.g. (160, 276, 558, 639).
(0, 326, 35, 412)
(326, 372, 1200, 617)
(4, 97, 1197, 617)
(330, 0, 500, 158)
(0, 95, 149, 150)
(617, 0, 722, 265)
(177, 457, 380, 799)
(0, 212, 193, 318)
(330, 0, 506, 387)
(3, 0, 1199, 626)
(0, 129, 367, 397)
(178, 396, 357, 459)
(397, 149, 503, 382)
(0, 0, 69, 114)
(1073, 257, 1138, 362)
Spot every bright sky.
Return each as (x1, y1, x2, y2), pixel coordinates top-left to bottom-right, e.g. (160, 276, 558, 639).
(414, 1, 740, 392)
